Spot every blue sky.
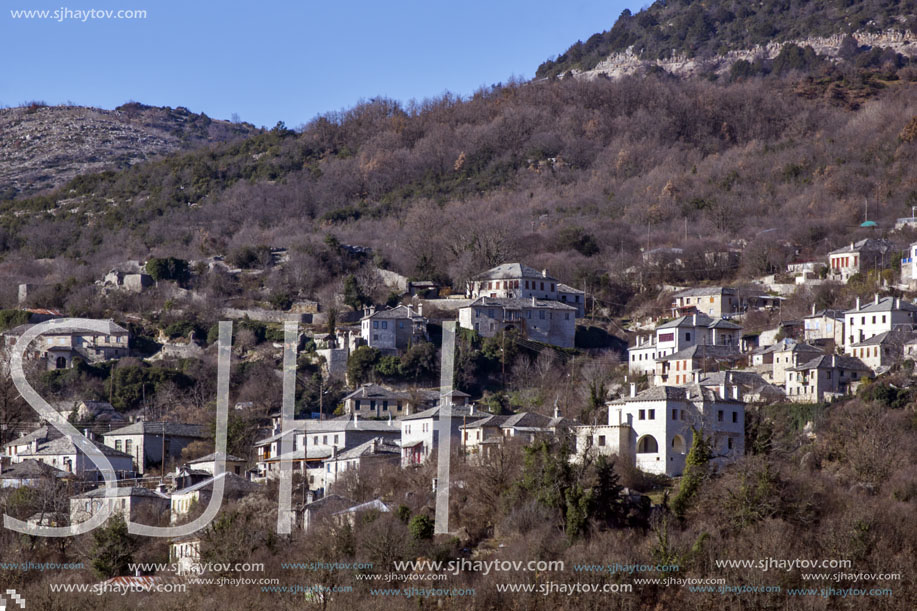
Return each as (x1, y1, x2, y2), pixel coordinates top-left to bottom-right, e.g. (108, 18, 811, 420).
(1, 0, 635, 127)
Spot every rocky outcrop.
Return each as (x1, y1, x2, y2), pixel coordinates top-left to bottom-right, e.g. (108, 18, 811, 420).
(571, 29, 917, 81)
(0, 104, 258, 198)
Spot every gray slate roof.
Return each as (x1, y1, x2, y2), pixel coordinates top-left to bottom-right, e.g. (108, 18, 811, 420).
(466, 297, 577, 311)
(845, 296, 917, 314)
(104, 422, 208, 439)
(473, 263, 554, 282)
(789, 355, 871, 372)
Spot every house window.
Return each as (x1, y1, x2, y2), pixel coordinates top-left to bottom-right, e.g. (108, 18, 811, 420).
(399, 321, 404, 328)
(373, 321, 379, 329)
(717, 410, 724, 422)
(115, 440, 122, 452)
(672, 409, 677, 420)
(727, 438, 734, 450)
(539, 311, 545, 320)
(565, 313, 570, 320)
(382, 400, 388, 411)
(125, 439, 132, 454)
(322, 435, 328, 444)
(685, 332, 691, 341)
(648, 409, 655, 420)
(638, 410, 645, 420)
(597, 435, 606, 447)
(333, 435, 339, 444)
(381, 321, 388, 329)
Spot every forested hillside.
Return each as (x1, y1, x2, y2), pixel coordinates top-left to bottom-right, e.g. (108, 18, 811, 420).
(1, 70, 915, 315)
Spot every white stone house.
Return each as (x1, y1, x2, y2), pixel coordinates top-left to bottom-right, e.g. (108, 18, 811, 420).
(102, 422, 208, 475)
(845, 329, 915, 372)
(627, 313, 741, 377)
(465, 262, 586, 316)
(3, 427, 134, 480)
(803, 308, 845, 346)
(400, 405, 486, 467)
(827, 239, 891, 282)
(575, 383, 745, 477)
(70, 486, 169, 525)
(654, 344, 743, 386)
(169, 537, 202, 575)
(341, 384, 470, 418)
(459, 297, 577, 348)
(186, 452, 247, 476)
(2, 319, 130, 370)
(360, 305, 428, 355)
(322, 437, 400, 490)
(843, 295, 917, 347)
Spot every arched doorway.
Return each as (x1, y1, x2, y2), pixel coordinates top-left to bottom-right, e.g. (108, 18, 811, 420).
(671, 434, 686, 454)
(55, 356, 67, 369)
(636, 435, 659, 454)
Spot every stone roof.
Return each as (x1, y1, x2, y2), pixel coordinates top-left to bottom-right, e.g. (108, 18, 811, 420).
(805, 309, 845, 320)
(465, 297, 577, 311)
(75, 486, 168, 499)
(828, 238, 891, 255)
(850, 329, 916, 347)
(673, 286, 736, 298)
(659, 344, 742, 362)
(472, 263, 554, 282)
(4, 319, 129, 337)
(656, 313, 715, 329)
(0, 459, 71, 479)
(2, 426, 61, 449)
(609, 383, 743, 405)
(361, 305, 424, 321)
(844, 296, 917, 314)
(789, 354, 871, 372)
(400, 405, 485, 421)
(556, 283, 584, 295)
(328, 437, 400, 461)
(30, 436, 133, 459)
(104, 422, 208, 439)
(342, 384, 412, 402)
(172, 472, 259, 496)
(188, 452, 246, 464)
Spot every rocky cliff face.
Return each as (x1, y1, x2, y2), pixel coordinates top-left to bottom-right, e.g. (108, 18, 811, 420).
(571, 29, 917, 81)
(0, 103, 258, 198)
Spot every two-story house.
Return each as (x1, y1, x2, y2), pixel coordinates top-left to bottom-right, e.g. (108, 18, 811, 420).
(400, 405, 486, 467)
(574, 383, 745, 477)
(102, 422, 209, 475)
(4, 426, 134, 480)
(2, 319, 130, 370)
(360, 305, 428, 355)
(458, 297, 577, 348)
(827, 239, 891, 282)
(70, 486, 169, 525)
(785, 354, 871, 402)
(803, 307, 845, 347)
(465, 263, 586, 316)
(627, 313, 741, 378)
(843, 295, 917, 347)
(341, 383, 470, 418)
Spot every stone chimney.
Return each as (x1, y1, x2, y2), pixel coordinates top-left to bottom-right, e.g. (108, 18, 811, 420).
(732, 385, 741, 400)
(856, 296, 861, 310)
(416, 303, 423, 317)
(531, 295, 536, 306)
(469, 403, 475, 415)
(875, 293, 879, 305)
(718, 381, 727, 400)
(629, 383, 637, 397)
(812, 303, 816, 316)
(553, 404, 560, 419)
(353, 412, 359, 429)
(542, 269, 548, 277)
(371, 438, 378, 453)
(331, 445, 337, 459)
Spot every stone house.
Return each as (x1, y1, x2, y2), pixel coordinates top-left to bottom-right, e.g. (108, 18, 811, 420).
(458, 297, 577, 348)
(843, 295, 917, 347)
(2, 319, 130, 370)
(360, 305, 428, 354)
(70, 486, 170, 525)
(102, 422, 209, 475)
(575, 383, 745, 477)
(827, 239, 891, 282)
(785, 355, 871, 403)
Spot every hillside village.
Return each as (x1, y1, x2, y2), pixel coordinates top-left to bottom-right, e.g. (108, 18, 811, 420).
(4, 225, 917, 576)
(2, 1, 917, 608)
